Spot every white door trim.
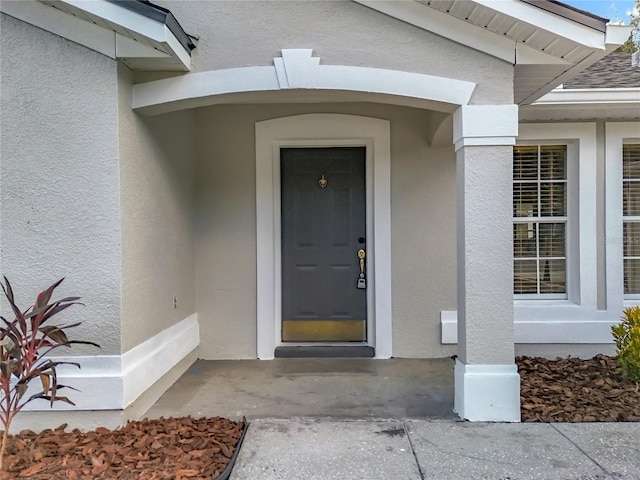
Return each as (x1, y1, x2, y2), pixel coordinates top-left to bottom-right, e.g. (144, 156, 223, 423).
(255, 114, 392, 359)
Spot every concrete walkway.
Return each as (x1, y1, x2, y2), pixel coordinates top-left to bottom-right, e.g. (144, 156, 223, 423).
(145, 359, 640, 479)
(230, 419, 640, 480)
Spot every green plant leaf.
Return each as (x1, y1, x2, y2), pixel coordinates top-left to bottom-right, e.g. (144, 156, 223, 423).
(0, 334, 15, 351)
(39, 302, 83, 323)
(65, 340, 101, 349)
(35, 278, 64, 310)
(0, 360, 16, 380)
(2, 278, 28, 334)
(39, 326, 69, 345)
(14, 382, 27, 400)
(1, 277, 21, 320)
(39, 361, 81, 371)
(0, 276, 99, 452)
(613, 306, 640, 384)
(39, 373, 50, 394)
(26, 393, 76, 406)
(0, 319, 22, 349)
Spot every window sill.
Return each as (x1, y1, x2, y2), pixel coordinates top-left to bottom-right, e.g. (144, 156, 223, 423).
(514, 298, 579, 308)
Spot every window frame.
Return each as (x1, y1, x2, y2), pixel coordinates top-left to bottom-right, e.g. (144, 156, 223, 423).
(515, 123, 597, 318)
(604, 123, 640, 308)
(620, 140, 640, 301)
(513, 141, 574, 300)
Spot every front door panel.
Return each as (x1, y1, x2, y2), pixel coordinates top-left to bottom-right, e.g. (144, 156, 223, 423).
(281, 147, 366, 342)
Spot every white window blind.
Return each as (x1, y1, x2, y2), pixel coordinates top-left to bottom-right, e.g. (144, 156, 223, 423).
(513, 145, 567, 296)
(623, 144, 640, 295)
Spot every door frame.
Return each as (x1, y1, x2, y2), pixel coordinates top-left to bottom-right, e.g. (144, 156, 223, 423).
(255, 114, 392, 359)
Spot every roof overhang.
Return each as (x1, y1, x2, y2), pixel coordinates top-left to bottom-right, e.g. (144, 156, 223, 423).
(0, 0, 195, 71)
(354, 0, 632, 105)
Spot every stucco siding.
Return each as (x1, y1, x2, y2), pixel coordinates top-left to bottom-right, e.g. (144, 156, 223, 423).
(117, 64, 197, 352)
(0, 14, 121, 354)
(196, 103, 457, 359)
(391, 137, 457, 358)
(150, 0, 513, 106)
(194, 106, 258, 359)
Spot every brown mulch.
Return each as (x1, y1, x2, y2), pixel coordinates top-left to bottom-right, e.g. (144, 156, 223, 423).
(1, 416, 244, 480)
(518, 354, 640, 422)
(1, 356, 638, 477)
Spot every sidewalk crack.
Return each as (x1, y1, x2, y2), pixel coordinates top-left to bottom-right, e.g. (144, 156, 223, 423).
(403, 420, 425, 480)
(549, 423, 612, 477)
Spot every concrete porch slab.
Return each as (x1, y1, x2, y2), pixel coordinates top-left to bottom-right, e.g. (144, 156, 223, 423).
(144, 358, 455, 420)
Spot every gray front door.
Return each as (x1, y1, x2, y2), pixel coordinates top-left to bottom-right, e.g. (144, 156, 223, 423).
(281, 147, 367, 342)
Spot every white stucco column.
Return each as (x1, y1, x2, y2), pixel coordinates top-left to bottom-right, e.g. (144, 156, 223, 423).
(453, 105, 520, 422)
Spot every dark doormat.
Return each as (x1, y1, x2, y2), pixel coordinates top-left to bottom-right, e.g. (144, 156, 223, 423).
(275, 346, 375, 358)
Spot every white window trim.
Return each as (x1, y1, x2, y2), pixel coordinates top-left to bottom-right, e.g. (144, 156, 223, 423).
(255, 114, 392, 359)
(513, 143, 570, 300)
(605, 122, 640, 308)
(515, 123, 598, 323)
(442, 122, 640, 345)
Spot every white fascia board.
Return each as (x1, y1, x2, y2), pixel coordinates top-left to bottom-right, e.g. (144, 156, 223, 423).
(354, 0, 567, 65)
(59, 0, 190, 70)
(606, 24, 634, 47)
(163, 24, 190, 70)
(60, 0, 167, 43)
(473, 0, 605, 49)
(1, 0, 116, 59)
(535, 88, 640, 105)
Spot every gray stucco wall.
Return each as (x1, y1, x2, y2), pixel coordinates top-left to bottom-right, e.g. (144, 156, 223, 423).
(155, 0, 514, 359)
(117, 65, 197, 352)
(195, 103, 457, 359)
(1, 0, 516, 361)
(0, 14, 121, 354)
(150, 0, 513, 106)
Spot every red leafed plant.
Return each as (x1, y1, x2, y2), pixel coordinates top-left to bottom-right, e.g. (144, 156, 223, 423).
(0, 277, 99, 471)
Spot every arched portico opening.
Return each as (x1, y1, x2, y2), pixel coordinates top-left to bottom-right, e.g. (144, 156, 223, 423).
(131, 51, 521, 421)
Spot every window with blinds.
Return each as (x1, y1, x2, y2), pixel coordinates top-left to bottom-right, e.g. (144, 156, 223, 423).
(623, 144, 640, 295)
(513, 145, 567, 296)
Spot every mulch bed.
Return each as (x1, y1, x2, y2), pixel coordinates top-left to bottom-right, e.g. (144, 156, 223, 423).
(1, 356, 638, 477)
(518, 354, 640, 422)
(1, 416, 244, 479)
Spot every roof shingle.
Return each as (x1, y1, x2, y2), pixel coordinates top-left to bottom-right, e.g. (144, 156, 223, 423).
(563, 52, 640, 89)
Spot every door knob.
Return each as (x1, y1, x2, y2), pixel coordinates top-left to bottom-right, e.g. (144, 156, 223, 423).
(357, 249, 366, 289)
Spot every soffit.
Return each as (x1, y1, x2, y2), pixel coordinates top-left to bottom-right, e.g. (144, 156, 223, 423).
(355, 0, 630, 105)
(419, 0, 600, 64)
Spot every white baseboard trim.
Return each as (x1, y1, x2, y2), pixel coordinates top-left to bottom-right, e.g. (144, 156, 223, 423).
(122, 313, 199, 407)
(22, 314, 199, 411)
(441, 311, 616, 344)
(454, 360, 521, 422)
